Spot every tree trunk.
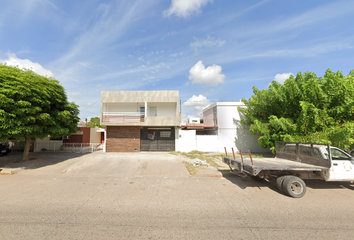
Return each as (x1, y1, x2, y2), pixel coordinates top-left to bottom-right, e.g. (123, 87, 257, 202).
(22, 136, 31, 161)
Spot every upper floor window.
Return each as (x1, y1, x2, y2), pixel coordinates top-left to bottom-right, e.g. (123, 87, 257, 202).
(213, 107, 217, 125)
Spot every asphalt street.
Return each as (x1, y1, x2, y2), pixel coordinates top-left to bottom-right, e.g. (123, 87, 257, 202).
(1, 152, 354, 239)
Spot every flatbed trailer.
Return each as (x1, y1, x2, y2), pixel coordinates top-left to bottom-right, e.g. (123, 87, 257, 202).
(224, 155, 329, 176)
(223, 141, 354, 198)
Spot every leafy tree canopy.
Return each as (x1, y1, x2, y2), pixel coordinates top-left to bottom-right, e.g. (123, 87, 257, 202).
(85, 117, 105, 128)
(239, 69, 354, 153)
(0, 64, 80, 160)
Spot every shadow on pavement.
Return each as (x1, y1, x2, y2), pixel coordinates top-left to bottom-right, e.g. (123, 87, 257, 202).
(220, 171, 354, 196)
(304, 179, 354, 191)
(0, 151, 91, 170)
(219, 171, 280, 191)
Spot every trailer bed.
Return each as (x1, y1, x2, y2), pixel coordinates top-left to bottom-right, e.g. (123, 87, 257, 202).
(224, 157, 329, 176)
(243, 158, 328, 170)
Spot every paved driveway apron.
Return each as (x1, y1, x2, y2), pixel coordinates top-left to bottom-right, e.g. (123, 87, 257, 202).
(1, 152, 354, 239)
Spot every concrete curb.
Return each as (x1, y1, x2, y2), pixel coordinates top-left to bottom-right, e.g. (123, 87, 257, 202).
(0, 168, 22, 175)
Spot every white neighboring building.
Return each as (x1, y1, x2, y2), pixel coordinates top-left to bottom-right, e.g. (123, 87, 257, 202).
(203, 101, 271, 153)
(187, 118, 201, 124)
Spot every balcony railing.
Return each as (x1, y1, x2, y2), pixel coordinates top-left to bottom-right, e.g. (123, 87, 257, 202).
(102, 112, 145, 123)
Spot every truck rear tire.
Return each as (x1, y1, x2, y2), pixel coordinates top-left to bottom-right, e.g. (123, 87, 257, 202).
(282, 176, 306, 198)
(276, 176, 287, 192)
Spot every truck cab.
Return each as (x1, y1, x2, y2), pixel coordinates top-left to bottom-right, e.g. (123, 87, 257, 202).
(326, 147, 354, 181)
(283, 144, 354, 181)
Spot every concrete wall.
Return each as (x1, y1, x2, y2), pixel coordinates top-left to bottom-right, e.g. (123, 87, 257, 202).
(106, 126, 140, 152)
(175, 130, 219, 153)
(175, 130, 197, 152)
(90, 127, 102, 143)
(106, 103, 142, 112)
(34, 137, 62, 152)
(144, 116, 180, 126)
(217, 128, 238, 153)
(234, 124, 268, 153)
(196, 135, 219, 152)
(149, 102, 177, 117)
(217, 105, 242, 128)
(101, 91, 179, 103)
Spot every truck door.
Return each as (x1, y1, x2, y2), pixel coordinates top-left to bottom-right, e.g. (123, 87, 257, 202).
(330, 148, 354, 181)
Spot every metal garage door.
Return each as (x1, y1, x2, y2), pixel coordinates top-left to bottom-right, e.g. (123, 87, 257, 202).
(140, 128, 175, 151)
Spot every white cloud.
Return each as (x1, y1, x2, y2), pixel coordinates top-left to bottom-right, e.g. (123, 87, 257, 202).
(273, 72, 293, 84)
(0, 52, 54, 77)
(189, 61, 225, 86)
(163, 0, 213, 18)
(183, 94, 210, 107)
(183, 94, 211, 118)
(190, 36, 226, 50)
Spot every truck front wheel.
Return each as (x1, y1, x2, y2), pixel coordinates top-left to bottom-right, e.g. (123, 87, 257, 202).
(282, 176, 306, 198)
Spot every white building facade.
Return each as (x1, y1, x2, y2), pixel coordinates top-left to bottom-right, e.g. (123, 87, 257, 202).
(203, 101, 271, 154)
(100, 91, 180, 152)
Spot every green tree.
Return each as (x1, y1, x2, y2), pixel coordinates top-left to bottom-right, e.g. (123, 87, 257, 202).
(85, 117, 105, 128)
(0, 64, 80, 161)
(239, 69, 354, 153)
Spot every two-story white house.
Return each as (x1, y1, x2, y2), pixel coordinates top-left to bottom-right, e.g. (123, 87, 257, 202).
(100, 91, 180, 152)
(203, 101, 271, 153)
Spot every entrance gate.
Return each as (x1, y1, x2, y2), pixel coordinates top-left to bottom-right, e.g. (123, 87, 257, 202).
(140, 128, 175, 151)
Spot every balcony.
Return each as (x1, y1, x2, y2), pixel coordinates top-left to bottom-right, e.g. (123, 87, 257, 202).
(102, 112, 145, 123)
(102, 112, 181, 126)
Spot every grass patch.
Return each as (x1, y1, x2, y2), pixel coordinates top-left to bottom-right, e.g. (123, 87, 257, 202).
(183, 162, 198, 175)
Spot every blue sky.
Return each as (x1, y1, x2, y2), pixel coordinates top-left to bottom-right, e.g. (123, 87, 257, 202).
(1, 0, 354, 122)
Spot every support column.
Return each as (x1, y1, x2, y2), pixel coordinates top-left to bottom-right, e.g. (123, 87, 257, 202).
(103, 130, 106, 152)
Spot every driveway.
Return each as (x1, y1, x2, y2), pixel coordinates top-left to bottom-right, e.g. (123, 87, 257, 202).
(0, 151, 191, 177)
(1, 152, 354, 239)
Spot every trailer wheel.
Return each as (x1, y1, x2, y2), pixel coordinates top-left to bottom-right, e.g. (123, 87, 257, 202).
(276, 176, 287, 192)
(282, 176, 306, 198)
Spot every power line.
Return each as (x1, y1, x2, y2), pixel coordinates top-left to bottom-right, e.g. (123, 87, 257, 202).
(80, 99, 100, 111)
(81, 109, 99, 115)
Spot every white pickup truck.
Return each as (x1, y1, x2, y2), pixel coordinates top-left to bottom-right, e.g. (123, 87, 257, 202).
(223, 141, 354, 198)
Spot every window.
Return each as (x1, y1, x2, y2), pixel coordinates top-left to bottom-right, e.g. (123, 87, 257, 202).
(140, 107, 145, 122)
(213, 107, 217, 125)
(284, 145, 322, 158)
(160, 131, 171, 138)
(284, 146, 296, 154)
(299, 146, 321, 158)
(331, 149, 351, 160)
